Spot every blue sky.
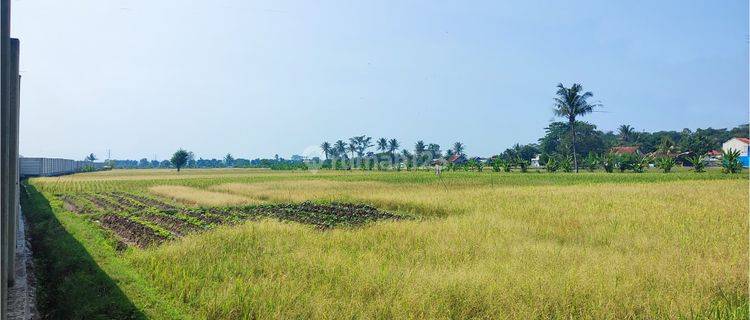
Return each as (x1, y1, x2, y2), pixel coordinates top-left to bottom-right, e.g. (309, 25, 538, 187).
(13, 0, 749, 160)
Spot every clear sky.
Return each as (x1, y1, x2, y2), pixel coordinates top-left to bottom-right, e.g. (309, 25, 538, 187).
(12, 0, 749, 160)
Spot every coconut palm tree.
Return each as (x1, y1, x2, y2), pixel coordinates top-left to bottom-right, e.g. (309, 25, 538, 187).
(377, 138, 388, 154)
(402, 149, 414, 171)
(414, 140, 426, 167)
(618, 125, 635, 144)
(334, 140, 346, 159)
(415, 140, 426, 156)
(346, 142, 357, 164)
(552, 83, 600, 173)
(388, 139, 400, 164)
(320, 141, 331, 160)
(453, 142, 465, 156)
(427, 143, 441, 159)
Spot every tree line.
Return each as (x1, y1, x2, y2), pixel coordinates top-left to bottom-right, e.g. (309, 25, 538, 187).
(105, 152, 307, 171)
(320, 83, 748, 173)
(319, 136, 468, 171)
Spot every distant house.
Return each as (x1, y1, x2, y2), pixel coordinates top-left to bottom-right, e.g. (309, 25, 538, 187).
(706, 150, 722, 167)
(722, 138, 750, 167)
(610, 146, 640, 155)
(447, 154, 468, 165)
(531, 154, 541, 167)
(707, 150, 722, 157)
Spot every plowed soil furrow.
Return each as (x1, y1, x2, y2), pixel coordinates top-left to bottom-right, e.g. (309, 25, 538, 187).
(68, 191, 403, 248)
(82, 194, 129, 212)
(116, 193, 178, 211)
(98, 215, 166, 248)
(180, 209, 223, 225)
(107, 192, 149, 211)
(142, 214, 201, 236)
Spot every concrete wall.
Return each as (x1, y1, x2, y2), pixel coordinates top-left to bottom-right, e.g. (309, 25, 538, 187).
(0, 4, 18, 316)
(0, 0, 17, 313)
(20, 158, 105, 177)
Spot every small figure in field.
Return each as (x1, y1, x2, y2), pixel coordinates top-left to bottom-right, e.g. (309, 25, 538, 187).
(434, 163, 442, 176)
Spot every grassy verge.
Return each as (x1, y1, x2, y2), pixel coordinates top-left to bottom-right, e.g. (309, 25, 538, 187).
(22, 182, 191, 319)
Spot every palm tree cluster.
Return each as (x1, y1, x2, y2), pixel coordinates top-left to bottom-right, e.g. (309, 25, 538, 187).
(320, 137, 466, 170)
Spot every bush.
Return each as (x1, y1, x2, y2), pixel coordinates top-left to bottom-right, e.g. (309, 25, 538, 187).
(656, 157, 675, 173)
(560, 156, 572, 173)
(602, 154, 615, 173)
(502, 160, 512, 172)
(491, 158, 502, 172)
(546, 157, 558, 172)
(722, 149, 743, 174)
(616, 154, 636, 173)
(632, 156, 651, 173)
(686, 154, 706, 173)
(585, 153, 599, 172)
(517, 158, 529, 173)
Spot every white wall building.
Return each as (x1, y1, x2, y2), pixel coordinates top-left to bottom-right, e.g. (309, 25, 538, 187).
(722, 138, 749, 156)
(722, 138, 750, 168)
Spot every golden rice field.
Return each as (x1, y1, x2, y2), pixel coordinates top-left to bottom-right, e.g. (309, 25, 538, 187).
(22, 168, 748, 319)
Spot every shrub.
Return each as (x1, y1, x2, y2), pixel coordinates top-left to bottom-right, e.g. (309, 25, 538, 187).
(560, 156, 572, 173)
(585, 153, 599, 172)
(602, 154, 615, 173)
(491, 158, 501, 172)
(721, 149, 743, 174)
(632, 156, 651, 173)
(546, 157, 558, 172)
(616, 154, 636, 173)
(656, 157, 675, 173)
(686, 154, 706, 173)
(502, 160, 512, 172)
(517, 158, 529, 173)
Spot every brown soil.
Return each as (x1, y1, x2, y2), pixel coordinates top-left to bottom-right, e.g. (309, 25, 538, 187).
(98, 215, 166, 248)
(115, 193, 178, 211)
(142, 214, 201, 237)
(243, 201, 403, 229)
(60, 196, 80, 213)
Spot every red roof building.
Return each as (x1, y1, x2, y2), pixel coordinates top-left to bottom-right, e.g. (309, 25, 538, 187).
(447, 154, 468, 164)
(610, 146, 640, 155)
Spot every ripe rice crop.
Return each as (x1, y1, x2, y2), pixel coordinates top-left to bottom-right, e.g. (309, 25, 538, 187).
(22, 169, 748, 319)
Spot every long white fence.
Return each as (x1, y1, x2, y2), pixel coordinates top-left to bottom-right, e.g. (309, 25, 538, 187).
(19, 158, 104, 177)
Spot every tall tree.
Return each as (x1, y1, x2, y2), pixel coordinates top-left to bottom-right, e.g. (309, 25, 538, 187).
(388, 139, 400, 164)
(415, 140, 426, 156)
(347, 142, 357, 161)
(453, 142, 465, 156)
(552, 83, 600, 172)
(351, 135, 373, 158)
(401, 149, 414, 170)
(427, 143, 442, 159)
(377, 138, 388, 154)
(320, 141, 331, 160)
(334, 140, 347, 159)
(618, 125, 635, 144)
(414, 140, 426, 166)
(224, 153, 235, 167)
(85, 153, 97, 162)
(171, 149, 189, 172)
